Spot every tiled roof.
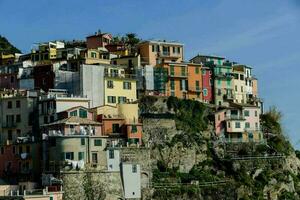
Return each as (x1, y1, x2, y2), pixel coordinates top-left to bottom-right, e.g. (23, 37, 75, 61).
(45, 116, 101, 126)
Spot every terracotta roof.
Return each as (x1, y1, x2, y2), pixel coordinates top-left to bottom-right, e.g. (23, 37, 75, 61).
(45, 116, 101, 126)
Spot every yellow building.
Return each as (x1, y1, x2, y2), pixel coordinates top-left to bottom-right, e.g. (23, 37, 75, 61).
(31, 41, 65, 64)
(84, 48, 110, 65)
(232, 66, 247, 104)
(0, 53, 15, 66)
(104, 66, 137, 106)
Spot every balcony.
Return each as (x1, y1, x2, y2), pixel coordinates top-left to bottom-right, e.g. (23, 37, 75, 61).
(104, 73, 136, 79)
(215, 72, 233, 79)
(158, 52, 181, 58)
(168, 72, 188, 78)
(225, 115, 245, 121)
(223, 94, 234, 100)
(2, 122, 17, 128)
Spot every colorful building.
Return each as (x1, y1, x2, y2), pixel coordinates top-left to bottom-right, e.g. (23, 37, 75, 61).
(31, 41, 65, 65)
(0, 90, 38, 145)
(137, 40, 184, 66)
(214, 103, 262, 143)
(213, 64, 234, 107)
(91, 103, 142, 145)
(38, 89, 90, 126)
(201, 66, 213, 103)
(104, 66, 137, 106)
(86, 31, 112, 49)
(0, 142, 41, 182)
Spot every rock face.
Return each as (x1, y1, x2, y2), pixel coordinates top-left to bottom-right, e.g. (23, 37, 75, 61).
(140, 96, 300, 200)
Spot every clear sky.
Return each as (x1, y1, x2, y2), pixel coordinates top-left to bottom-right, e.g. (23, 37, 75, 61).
(1, 0, 300, 147)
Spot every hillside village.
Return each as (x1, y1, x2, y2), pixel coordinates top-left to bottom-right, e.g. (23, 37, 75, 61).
(0, 31, 298, 200)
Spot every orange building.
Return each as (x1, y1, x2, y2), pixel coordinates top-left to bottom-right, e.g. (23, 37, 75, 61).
(158, 61, 203, 101)
(137, 40, 184, 66)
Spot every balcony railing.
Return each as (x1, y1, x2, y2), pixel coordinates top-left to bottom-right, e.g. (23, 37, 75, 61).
(2, 122, 17, 128)
(168, 72, 188, 78)
(215, 73, 233, 79)
(225, 115, 245, 120)
(104, 73, 136, 79)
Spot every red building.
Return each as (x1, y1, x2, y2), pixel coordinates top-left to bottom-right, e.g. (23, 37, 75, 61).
(0, 142, 41, 182)
(86, 31, 112, 49)
(33, 64, 55, 92)
(0, 73, 18, 89)
(202, 66, 213, 103)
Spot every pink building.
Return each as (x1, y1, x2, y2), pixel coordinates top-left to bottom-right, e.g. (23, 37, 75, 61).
(214, 103, 262, 142)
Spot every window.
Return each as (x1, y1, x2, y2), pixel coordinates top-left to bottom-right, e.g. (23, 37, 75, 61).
(235, 85, 237, 91)
(202, 69, 206, 75)
(94, 139, 102, 146)
(132, 164, 137, 173)
(241, 86, 243, 92)
(16, 101, 20, 108)
(228, 122, 231, 128)
(112, 124, 120, 133)
(107, 96, 116, 103)
(195, 81, 200, 91)
(123, 82, 132, 90)
(19, 146, 23, 154)
(78, 152, 85, 160)
(92, 153, 98, 163)
(131, 125, 137, 133)
(227, 80, 231, 86)
(79, 109, 87, 118)
(91, 52, 97, 58)
(152, 45, 155, 52)
(170, 79, 175, 90)
(70, 110, 77, 116)
(81, 138, 85, 145)
(181, 66, 186, 76)
(244, 110, 250, 117)
(218, 115, 220, 121)
(218, 79, 221, 86)
(50, 116, 54, 122)
(26, 146, 30, 153)
(177, 47, 180, 53)
(65, 152, 74, 160)
(255, 111, 258, 117)
(118, 96, 127, 104)
(109, 150, 114, 159)
(170, 66, 174, 76)
(217, 89, 222, 96)
(171, 91, 175, 96)
(203, 89, 208, 97)
(44, 116, 48, 124)
(7, 101, 12, 109)
(107, 80, 114, 88)
(245, 122, 250, 128)
(50, 138, 56, 147)
(16, 115, 21, 123)
(11, 76, 14, 83)
(1, 147, 4, 154)
(8, 130, 12, 140)
(195, 67, 200, 74)
(255, 122, 258, 129)
(235, 122, 241, 128)
(196, 92, 200, 98)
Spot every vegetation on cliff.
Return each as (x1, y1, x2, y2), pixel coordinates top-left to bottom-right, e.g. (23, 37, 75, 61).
(0, 35, 21, 54)
(141, 96, 300, 200)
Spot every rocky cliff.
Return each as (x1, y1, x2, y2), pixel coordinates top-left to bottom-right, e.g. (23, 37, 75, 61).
(140, 96, 300, 200)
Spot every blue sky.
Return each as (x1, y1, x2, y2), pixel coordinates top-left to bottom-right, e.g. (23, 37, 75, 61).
(1, 0, 300, 147)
